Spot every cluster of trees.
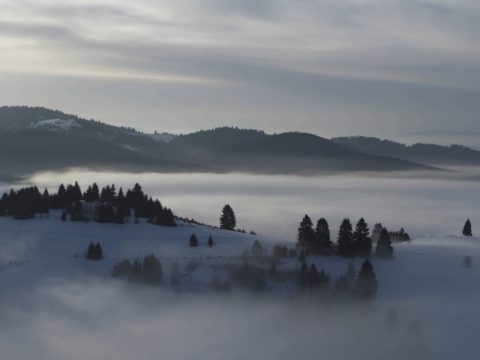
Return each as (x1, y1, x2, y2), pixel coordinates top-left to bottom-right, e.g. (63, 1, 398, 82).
(297, 216, 333, 255)
(298, 259, 377, 299)
(298, 262, 331, 290)
(112, 254, 163, 285)
(189, 234, 214, 247)
(85, 242, 104, 260)
(298, 216, 394, 259)
(272, 245, 297, 259)
(0, 182, 176, 226)
(388, 228, 411, 242)
(0, 186, 49, 219)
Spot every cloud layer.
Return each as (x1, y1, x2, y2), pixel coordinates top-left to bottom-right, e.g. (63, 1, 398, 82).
(1, 0, 479, 137)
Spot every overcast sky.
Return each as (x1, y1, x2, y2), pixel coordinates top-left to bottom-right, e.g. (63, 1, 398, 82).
(1, 0, 479, 138)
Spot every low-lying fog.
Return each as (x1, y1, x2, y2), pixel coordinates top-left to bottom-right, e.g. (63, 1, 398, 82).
(20, 169, 480, 240)
(1, 170, 478, 360)
(0, 279, 435, 360)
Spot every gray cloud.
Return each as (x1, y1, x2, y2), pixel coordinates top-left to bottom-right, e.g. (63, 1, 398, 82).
(0, 0, 479, 138)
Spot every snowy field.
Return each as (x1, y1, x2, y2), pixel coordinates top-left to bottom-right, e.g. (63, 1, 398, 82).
(1, 170, 479, 359)
(0, 210, 479, 359)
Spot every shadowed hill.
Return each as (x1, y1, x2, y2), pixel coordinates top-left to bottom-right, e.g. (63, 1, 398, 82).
(333, 136, 480, 166)
(0, 106, 438, 177)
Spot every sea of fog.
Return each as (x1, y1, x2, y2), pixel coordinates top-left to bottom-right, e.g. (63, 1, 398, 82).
(10, 169, 480, 240)
(1, 170, 479, 359)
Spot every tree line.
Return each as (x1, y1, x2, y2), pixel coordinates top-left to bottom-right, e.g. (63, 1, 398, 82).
(0, 182, 175, 226)
(297, 215, 394, 259)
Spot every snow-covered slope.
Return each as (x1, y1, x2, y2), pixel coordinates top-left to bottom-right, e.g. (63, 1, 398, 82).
(0, 214, 479, 359)
(147, 132, 177, 143)
(31, 118, 81, 131)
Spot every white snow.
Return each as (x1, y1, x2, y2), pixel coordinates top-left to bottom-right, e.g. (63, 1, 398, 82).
(31, 118, 81, 130)
(0, 213, 479, 359)
(122, 144, 138, 152)
(147, 132, 176, 143)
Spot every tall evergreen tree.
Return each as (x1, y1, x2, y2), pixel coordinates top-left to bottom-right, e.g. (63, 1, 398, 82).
(220, 204, 236, 230)
(337, 218, 354, 257)
(375, 228, 394, 259)
(315, 218, 332, 255)
(94, 242, 104, 260)
(142, 254, 163, 285)
(353, 218, 372, 257)
(355, 258, 378, 299)
(298, 215, 315, 252)
(463, 219, 473, 237)
(189, 234, 198, 247)
(57, 184, 67, 208)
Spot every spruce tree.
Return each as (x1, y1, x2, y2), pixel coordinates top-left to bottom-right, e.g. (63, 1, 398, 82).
(86, 242, 95, 259)
(220, 204, 236, 230)
(315, 218, 332, 255)
(353, 218, 372, 257)
(94, 242, 104, 260)
(337, 218, 354, 257)
(355, 258, 378, 299)
(298, 261, 309, 288)
(189, 234, 198, 247)
(142, 254, 162, 285)
(375, 228, 394, 259)
(463, 219, 473, 237)
(297, 215, 315, 252)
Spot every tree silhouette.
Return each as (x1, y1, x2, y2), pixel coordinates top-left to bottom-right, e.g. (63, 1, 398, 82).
(353, 218, 372, 257)
(337, 218, 354, 257)
(355, 258, 378, 298)
(189, 234, 198, 247)
(220, 204, 236, 230)
(463, 219, 473, 237)
(375, 228, 394, 259)
(298, 215, 315, 252)
(315, 218, 332, 255)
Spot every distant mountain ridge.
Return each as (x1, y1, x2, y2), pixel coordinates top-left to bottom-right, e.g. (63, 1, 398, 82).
(332, 136, 480, 166)
(0, 106, 461, 179)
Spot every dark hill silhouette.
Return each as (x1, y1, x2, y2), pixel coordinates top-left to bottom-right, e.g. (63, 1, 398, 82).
(0, 106, 438, 178)
(333, 136, 480, 166)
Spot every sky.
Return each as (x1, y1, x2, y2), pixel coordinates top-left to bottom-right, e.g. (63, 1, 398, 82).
(0, 0, 479, 138)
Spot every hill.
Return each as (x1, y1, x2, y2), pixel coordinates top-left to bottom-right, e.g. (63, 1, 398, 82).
(0, 213, 479, 359)
(0, 106, 435, 178)
(333, 136, 480, 166)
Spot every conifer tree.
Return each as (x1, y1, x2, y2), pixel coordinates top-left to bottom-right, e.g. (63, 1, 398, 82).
(315, 218, 332, 255)
(41, 188, 50, 214)
(375, 228, 394, 259)
(142, 254, 162, 285)
(337, 218, 354, 257)
(298, 215, 315, 252)
(94, 242, 104, 260)
(189, 234, 198, 247)
(86, 242, 95, 259)
(220, 204, 236, 230)
(57, 184, 67, 208)
(463, 219, 473, 237)
(355, 258, 378, 298)
(298, 261, 309, 288)
(353, 218, 372, 257)
(308, 264, 319, 285)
